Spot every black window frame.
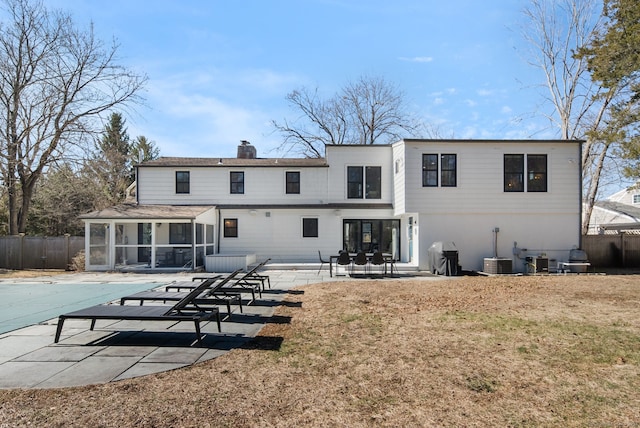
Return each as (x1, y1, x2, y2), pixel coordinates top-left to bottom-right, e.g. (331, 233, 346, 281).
(286, 171, 300, 194)
(302, 217, 318, 238)
(223, 218, 238, 237)
(422, 154, 438, 187)
(504, 154, 524, 192)
(230, 171, 244, 194)
(365, 166, 382, 199)
(347, 166, 363, 199)
(441, 154, 457, 187)
(175, 171, 190, 194)
(527, 154, 548, 192)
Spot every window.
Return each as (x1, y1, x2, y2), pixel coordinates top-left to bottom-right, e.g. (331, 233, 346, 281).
(504, 154, 547, 192)
(230, 172, 244, 194)
(504, 154, 524, 192)
(527, 155, 547, 192)
(223, 218, 238, 237)
(441, 154, 457, 187)
(347, 166, 363, 198)
(348, 166, 381, 199)
(422, 154, 438, 187)
(302, 218, 318, 238)
(365, 166, 381, 199)
(422, 154, 456, 187)
(175, 171, 190, 194)
(286, 171, 300, 194)
(634, 195, 640, 204)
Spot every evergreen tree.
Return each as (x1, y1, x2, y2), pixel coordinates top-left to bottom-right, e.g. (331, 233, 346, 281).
(90, 112, 132, 208)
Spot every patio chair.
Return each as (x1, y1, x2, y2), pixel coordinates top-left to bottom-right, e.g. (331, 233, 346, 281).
(54, 279, 222, 346)
(370, 251, 386, 275)
(353, 251, 369, 275)
(336, 251, 352, 275)
(120, 270, 244, 318)
(317, 251, 330, 275)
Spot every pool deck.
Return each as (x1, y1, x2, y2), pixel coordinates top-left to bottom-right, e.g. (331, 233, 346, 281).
(0, 268, 436, 389)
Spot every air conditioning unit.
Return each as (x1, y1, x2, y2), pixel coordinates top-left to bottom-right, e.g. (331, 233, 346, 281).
(483, 257, 512, 274)
(526, 256, 549, 274)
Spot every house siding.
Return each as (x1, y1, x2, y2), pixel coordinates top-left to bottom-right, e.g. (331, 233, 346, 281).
(84, 139, 583, 273)
(400, 140, 581, 271)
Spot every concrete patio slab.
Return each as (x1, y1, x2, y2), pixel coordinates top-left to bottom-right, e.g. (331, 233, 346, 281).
(0, 361, 77, 388)
(0, 269, 435, 389)
(36, 356, 142, 388)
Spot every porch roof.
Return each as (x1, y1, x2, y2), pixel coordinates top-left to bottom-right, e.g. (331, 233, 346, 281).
(79, 204, 216, 220)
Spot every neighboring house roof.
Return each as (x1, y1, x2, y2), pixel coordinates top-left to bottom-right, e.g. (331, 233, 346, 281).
(595, 200, 640, 221)
(79, 204, 216, 220)
(138, 157, 328, 168)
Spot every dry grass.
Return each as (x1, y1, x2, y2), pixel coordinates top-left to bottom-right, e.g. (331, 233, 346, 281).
(1, 274, 640, 427)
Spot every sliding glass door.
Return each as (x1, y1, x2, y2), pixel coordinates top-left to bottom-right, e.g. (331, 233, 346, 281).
(343, 219, 400, 257)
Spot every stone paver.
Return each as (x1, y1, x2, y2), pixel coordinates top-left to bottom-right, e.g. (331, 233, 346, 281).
(0, 268, 434, 389)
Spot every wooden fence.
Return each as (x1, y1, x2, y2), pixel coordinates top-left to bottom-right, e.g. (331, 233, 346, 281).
(0, 234, 637, 270)
(0, 235, 84, 270)
(582, 234, 640, 268)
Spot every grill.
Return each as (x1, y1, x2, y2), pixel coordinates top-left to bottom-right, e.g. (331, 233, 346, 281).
(566, 249, 590, 273)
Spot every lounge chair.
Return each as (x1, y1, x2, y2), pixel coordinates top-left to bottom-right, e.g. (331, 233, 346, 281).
(54, 279, 222, 346)
(120, 271, 244, 318)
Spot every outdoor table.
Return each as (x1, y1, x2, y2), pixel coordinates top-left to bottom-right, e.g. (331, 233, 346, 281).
(329, 253, 396, 277)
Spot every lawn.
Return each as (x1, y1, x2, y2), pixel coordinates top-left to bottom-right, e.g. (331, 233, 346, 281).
(1, 274, 639, 427)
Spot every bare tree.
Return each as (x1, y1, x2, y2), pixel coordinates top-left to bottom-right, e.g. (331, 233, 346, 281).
(0, 0, 146, 234)
(521, 0, 625, 234)
(272, 75, 422, 158)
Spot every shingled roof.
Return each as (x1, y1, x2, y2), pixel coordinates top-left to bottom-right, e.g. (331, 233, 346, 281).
(139, 157, 328, 168)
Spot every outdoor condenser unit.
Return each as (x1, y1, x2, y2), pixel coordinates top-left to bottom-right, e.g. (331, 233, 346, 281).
(526, 256, 549, 273)
(483, 257, 512, 274)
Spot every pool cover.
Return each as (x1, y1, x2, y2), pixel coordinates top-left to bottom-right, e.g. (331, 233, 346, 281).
(0, 282, 164, 334)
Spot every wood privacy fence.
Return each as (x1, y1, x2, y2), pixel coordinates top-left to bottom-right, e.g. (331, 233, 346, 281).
(0, 234, 637, 270)
(0, 235, 84, 270)
(582, 234, 640, 268)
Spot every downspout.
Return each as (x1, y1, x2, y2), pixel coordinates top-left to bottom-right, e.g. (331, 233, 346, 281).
(578, 141, 583, 248)
(217, 209, 221, 254)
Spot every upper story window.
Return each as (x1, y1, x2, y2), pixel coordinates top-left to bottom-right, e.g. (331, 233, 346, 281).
(230, 171, 244, 194)
(347, 166, 381, 199)
(175, 171, 190, 194)
(422, 154, 457, 187)
(633, 194, 640, 204)
(504, 154, 547, 192)
(286, 171, 300, 194)
(527, 154, 547, 192)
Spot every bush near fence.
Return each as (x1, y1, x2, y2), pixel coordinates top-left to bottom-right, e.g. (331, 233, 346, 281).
(0, 235, 84, 270)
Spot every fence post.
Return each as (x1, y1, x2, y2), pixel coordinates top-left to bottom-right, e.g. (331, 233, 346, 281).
(18, 233, 25, 270)
(621, 232, 626, 268)
(64, 234, 70, 270)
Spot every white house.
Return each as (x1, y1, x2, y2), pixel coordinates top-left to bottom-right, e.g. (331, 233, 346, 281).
(587, 186, 640, 234)
(80, 139, 583, 273)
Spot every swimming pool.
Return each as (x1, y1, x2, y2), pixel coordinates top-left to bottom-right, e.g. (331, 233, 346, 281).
(0, 282, 165, 335)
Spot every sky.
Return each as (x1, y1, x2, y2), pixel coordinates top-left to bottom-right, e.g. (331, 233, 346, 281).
(43, 0, 559, 159)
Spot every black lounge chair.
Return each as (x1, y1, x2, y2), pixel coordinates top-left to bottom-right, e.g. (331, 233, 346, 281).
(120, 271, 244, 318)
(54, 279, 222, 346)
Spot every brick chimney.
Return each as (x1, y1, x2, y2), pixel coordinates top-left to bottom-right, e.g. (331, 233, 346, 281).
(237, 140, 257, 159)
